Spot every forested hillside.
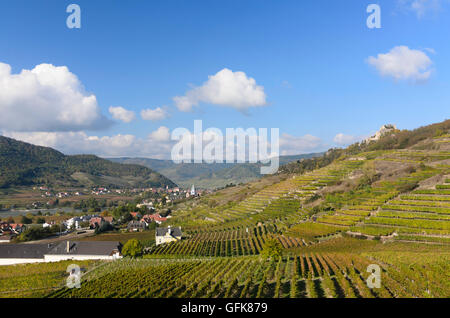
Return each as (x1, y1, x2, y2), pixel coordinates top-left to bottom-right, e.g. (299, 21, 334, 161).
(0, 136, 177, 189)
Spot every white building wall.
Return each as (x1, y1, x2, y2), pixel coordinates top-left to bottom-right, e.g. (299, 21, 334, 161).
(0, 258, 46, 266)
(44, 254, 122, 262)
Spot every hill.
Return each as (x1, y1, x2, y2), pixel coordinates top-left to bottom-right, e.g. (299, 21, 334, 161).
(163, 119, 450, 238)
(2, 120, 450, 299)
(110, 153, 323, 189)
(45, 119, 450, 298)
(0, 136, 177, 189)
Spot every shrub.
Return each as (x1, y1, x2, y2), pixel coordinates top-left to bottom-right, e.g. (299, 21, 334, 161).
(121, 239, 143, 258)
(20, 215, 33, 224)
(260, 238, 283, 260)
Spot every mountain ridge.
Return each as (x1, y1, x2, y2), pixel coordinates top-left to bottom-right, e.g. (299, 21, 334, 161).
(0, 136, 177, 189)
(109, 153, 324, 189)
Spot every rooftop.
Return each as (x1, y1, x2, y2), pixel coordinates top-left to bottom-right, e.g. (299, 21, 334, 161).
(46, 241, 121, 256)
(156, 227, 182, 237)
(0, 241, 121, 258)
(0, 244, 54, 259)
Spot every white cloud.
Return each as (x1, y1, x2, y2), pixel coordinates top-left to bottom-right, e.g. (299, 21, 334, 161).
(0, 62, 110, 132)
(333, 133, 361, 146)
(279, 134, 325, 156)
(169, 130, 324, 161)
(173, 68, 267, 112)
(367, 46, 433, 82)
(2, 128, 326, 160)
(149, 126, 170, 141)
(108, 106, 136, 123)
(141, 107, 169, 121)
(398, 0, 445, 18)
(423, 47, 436, 54)
(2, 128, 174, 159)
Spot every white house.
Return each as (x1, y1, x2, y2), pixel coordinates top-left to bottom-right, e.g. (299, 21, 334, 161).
(65, 215, 94, 230)
(155, 226, 182, 246)
(0, 241, 122, 265)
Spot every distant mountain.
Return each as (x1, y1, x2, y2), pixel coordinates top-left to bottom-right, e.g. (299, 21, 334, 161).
(109, 153, 323, 189)
(0, 136, 177, 189)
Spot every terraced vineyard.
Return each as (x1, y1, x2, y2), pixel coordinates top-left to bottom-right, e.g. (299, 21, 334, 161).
(2, 122, 450, 299)
(148, 225, 305, 257)
(41, 143, 450, 298)
(366, 180, 450, 241)
(48, 248, 449, 298)
(0, 260, 98, 298)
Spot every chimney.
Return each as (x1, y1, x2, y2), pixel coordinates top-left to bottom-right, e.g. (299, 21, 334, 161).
(167, 226, 171, 235)
(66, 241, 70, 253)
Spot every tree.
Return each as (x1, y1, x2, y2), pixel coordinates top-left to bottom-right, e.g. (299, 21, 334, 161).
(120, 212, 133, 224)
(36, 217, 46, 224)
(121, 239, 143, 258)
(20, 215, 33, 224)
(94, 221, 113, 234)
(260, 238, 283, 260)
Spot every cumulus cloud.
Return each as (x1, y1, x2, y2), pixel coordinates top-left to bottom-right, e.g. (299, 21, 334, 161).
(2, 128, 175, 159)
(3, 128, 326, 161)
(108, 106, 136, 123)
(149, 126, 170, 141)
(398, 0, 445, 18)
(333, 133, 361, 146)
(141, 107, 169, 121)
(173, 68, 267, 112)
(367, 46, 433, 82)
(279, 133, 325, 156)
(0, 62, 110, 132)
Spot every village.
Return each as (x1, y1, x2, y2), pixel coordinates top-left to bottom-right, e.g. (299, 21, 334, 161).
(0, 184, 209, 211)
(0, 186, 201, 264)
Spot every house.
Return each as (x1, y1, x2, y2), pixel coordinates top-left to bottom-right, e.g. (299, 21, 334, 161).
(0, 244, 53, 265)
(65, 217, 82, 229)
(130, 212, 142, 219)
(65, 215, 92, 230)
(89, 217, 104, 228)
(103, 216, 113, 224)
(140, 217, 152, 227)
(127, 220, 147, 232)
(0, 223, 24, 235)
(141, 213, 167, 225)
(43, 221, 55, 228)
(0, 241, 122, 265)
(137, 202, 153, 210)
(44, 241, 121, 262)
(155, 226, 182, 245)
(0, 235, 13, 244)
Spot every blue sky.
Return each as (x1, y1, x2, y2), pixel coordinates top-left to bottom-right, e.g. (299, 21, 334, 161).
(0, 0, 449, 158)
